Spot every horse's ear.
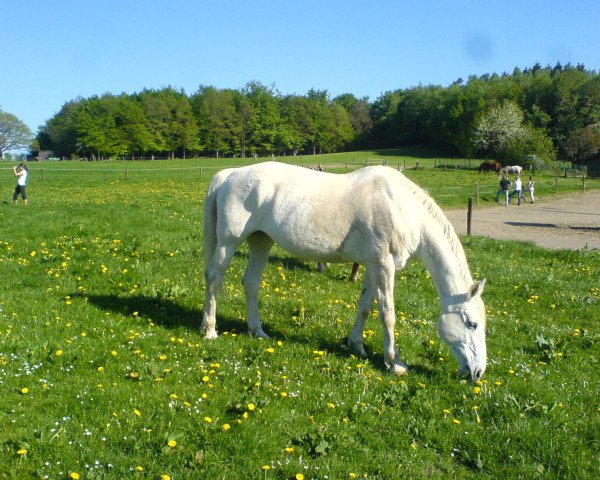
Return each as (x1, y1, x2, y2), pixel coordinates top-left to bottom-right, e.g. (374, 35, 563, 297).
(468, 279, 486, 299)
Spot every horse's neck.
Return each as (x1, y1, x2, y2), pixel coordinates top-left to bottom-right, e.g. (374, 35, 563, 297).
(417, 229, 473, 304)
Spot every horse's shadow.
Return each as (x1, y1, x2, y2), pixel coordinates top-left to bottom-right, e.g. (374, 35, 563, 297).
(85, 293, 438, 379)
(85, 293, 246, 333)
(262, 322, 438, 379)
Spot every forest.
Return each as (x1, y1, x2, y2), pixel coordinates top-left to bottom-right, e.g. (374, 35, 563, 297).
(35, 63, 600, 165)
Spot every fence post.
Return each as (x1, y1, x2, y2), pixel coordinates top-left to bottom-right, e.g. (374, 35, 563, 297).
(582, 175, 586, 192)
(555, 177, 558, 195)
(125, 170, 128, 180)
(467, 198, 473, 236)
(475, 183, 480, 204)
(41, 169, 45, 181)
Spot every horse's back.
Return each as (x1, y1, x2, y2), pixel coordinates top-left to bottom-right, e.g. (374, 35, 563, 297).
(208, 162, 431, 264)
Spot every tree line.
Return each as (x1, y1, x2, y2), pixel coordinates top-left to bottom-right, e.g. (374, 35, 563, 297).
(31, 63, 600, 164)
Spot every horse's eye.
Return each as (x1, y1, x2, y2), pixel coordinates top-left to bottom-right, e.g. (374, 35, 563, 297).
(466, 321, 478, 330)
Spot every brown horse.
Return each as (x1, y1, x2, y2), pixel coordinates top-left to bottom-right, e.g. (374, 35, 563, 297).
(479, 160, 501, 174)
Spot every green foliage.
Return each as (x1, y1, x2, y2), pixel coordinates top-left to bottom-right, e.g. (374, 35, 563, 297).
(34, 65, 600, 164)
(0, 108, 33, 159)
(0, 160, 599, 478)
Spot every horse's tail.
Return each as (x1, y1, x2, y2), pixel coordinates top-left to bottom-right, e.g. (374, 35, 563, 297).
(203, 169, 233, 269)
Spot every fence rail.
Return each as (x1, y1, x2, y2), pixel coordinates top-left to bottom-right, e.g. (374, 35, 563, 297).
(2, 159, 597, 205)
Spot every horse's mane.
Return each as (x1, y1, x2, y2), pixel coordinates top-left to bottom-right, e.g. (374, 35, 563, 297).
(390, 169, 473, 284)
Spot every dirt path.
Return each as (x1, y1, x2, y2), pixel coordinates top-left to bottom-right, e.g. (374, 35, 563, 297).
(444, 190, 600, 250)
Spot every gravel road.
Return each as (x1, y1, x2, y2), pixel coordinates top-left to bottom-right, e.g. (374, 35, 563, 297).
(444, 190, 600, 250)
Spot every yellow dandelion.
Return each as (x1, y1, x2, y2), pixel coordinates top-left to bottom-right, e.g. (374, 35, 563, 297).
(452, 418, 461, 425)
(284, 447, 294, 453)
(167, 440, 177, 448)
(261, 465, 271, 471)
(222, 423, 231, 431)
(472, 386, 481, 394)
(69, 473, 80, 480)
(247, 403, 256, 411)
(17, 449, 28, 455)
(20, 387, 29, 394)
(134, 408, 141, 417)
(204, 416, 213, 423)
(55, 350, 63, 356)
(161, 476, 171, 480)
(296, 474, 305, 480)
(135, 466, 144, 472)
(265, 347, 275, 353)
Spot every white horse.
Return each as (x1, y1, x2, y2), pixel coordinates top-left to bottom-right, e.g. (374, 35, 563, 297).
(500, 165, 523, 175)
(202, 162, 487, 382)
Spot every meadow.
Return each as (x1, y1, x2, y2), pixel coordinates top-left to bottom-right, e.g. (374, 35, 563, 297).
(0, 155, 598, 479)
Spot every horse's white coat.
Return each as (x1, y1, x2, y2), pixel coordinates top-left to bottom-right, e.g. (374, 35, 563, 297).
(501, 165, 523, 175)
(202, 162, 487, 382)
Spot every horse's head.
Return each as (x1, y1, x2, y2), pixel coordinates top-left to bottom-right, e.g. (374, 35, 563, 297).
(438, 280, 487, 383)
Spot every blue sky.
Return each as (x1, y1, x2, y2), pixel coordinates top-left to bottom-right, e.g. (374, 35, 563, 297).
(2, 0, 599, 132)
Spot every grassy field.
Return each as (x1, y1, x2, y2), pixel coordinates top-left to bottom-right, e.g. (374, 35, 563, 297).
(0, 155, 599, 479)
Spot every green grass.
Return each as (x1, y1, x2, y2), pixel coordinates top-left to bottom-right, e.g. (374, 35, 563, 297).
(0, 154, 599, 479)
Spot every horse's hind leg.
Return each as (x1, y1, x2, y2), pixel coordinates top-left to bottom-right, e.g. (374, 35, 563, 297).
(243, 232, 274, 338)
(348, 270, 376, 357)
(202, 242, 238, 339)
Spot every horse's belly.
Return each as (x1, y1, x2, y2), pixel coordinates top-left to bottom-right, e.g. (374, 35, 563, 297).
(262, 219, 357, 263)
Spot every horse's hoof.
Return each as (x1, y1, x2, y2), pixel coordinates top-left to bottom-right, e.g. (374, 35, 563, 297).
(251, 330, 270, 339)
(204, 330, 218, 340)
(347, 339, 368, 358)
(387, 361, 408, 376)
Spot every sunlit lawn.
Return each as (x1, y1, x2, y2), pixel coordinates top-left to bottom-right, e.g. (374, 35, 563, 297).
(0, 158, 598, 479)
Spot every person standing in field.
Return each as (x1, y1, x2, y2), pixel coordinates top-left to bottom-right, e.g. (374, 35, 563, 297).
(509, 175, 523, 206)
(13, 163, 29, 205)
(495, 175, 511, 206)
(525, 176, 535, 204)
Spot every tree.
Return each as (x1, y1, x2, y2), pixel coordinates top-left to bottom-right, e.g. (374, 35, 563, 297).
(0, 109, 33, 160)
(472, 102, 527, 156)
(36, 99, 83, 158)
(191, 86, 237, 157)
(565, 125, 600, 163)
(473, 102, 556, 164)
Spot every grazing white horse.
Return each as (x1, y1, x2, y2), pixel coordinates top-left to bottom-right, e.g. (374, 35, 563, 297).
(500, 165, 523, 175)
(202, 162, 487, 382)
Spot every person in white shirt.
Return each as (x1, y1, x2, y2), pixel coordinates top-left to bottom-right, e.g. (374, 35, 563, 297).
(525, 176, 535, 204)
(509, 175, 522, 206)
(13, 163, 29, 205)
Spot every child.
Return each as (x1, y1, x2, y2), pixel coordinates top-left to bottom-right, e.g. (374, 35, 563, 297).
(525, 176, 535, 204)
(509, 175, 522, 206)
(13, 163, 29, 205)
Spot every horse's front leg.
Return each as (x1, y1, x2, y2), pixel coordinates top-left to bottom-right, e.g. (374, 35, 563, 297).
(202, 243, 238, 339)
(348, 270, 375, 358)
(375, 255, 407, 376)
(242, 232, 274, 338)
